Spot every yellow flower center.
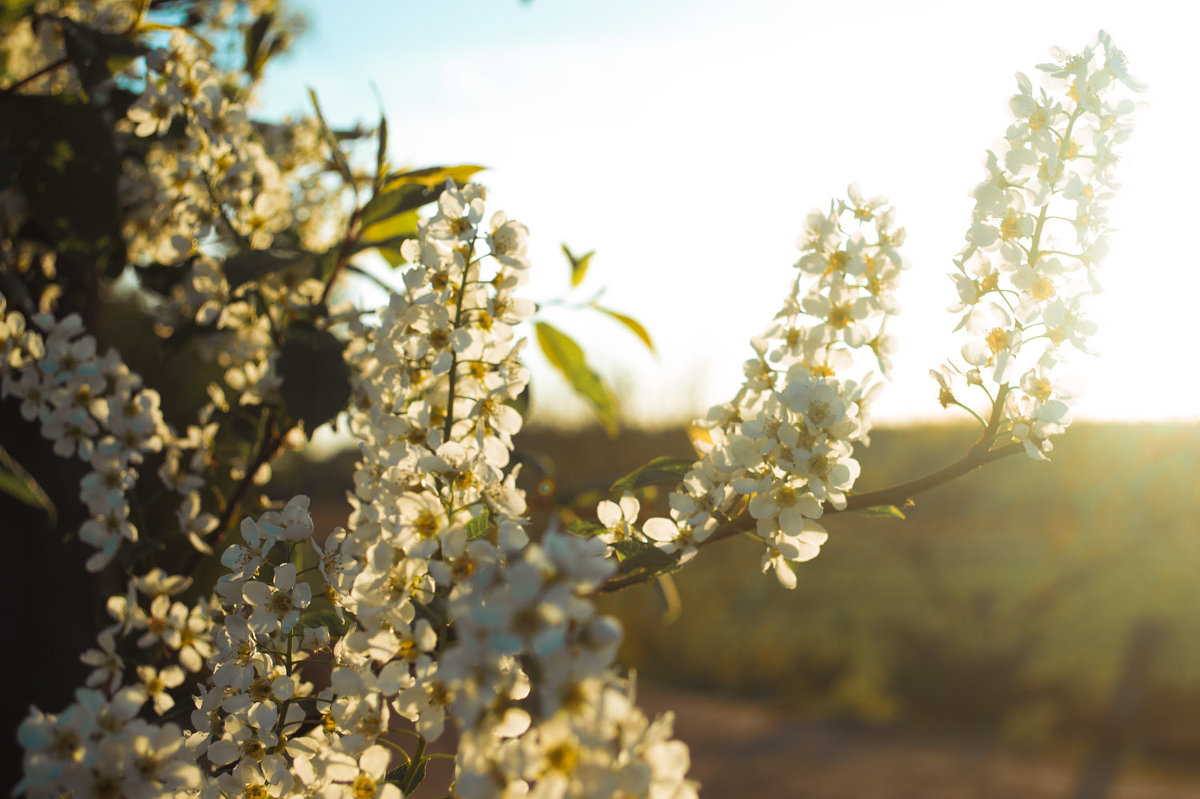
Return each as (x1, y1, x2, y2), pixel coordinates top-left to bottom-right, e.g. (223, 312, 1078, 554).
(352, 774, 378, 799)
(986, 327, 1010, 354)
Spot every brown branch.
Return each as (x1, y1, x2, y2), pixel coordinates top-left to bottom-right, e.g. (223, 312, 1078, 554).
(833, 440, 1024, 513)
(594, 439, 1028, 595)
(0, 56, 70, 96)
(211, 406, 289, 546)
(318, 206, 362, 307)
(178, 406, 289, 575)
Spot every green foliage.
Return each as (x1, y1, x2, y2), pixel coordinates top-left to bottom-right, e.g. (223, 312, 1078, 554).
(0, 0, 36, 25)
(308, 88, 355, 187)
(224, 250, 309, 291)
(278, 319, 351, 432)
(594, 422, 1200, 757)
(593, 304, 655, 354)
(564, 517, 605, 537)
(561, 243, 593, 287)
(243, 11, 290, 82)
(610, 537, 677, 577)
(610, 456, 694, 494)
(852, 504, 907, 520)
(356, 165, 486, 256)
(59, 16, 146, 96)
(465, 507, 493, 541)
(534, 320, 618, 436)
(0, 443, 55, 525)
(0, 94, 124, 276)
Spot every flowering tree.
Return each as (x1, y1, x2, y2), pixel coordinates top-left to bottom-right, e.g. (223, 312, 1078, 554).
(0, 2, 1141, 796)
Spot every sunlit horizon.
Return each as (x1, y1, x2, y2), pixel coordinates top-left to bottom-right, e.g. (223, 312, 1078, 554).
(260, 0, 1200, 428)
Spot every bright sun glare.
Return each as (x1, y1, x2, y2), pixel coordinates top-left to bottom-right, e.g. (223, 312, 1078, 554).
(261, 0, 1200, 425)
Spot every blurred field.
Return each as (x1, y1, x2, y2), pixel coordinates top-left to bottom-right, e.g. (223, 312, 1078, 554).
(515, 421, 1200, 766)
(283, 420, 1200, 788)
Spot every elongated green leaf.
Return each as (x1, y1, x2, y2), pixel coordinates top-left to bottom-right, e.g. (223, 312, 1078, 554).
(565, 518, 605, 537)
(1, 0, 36, 24)
(372, 113, 388, 198)
(60, 17, 146, 96)
(243, 12, 274, 80)
(561, 243, 593, 287)
(358, 182, 432, 232)
(309, 88, 354, 186)
(534, 321, 618, 436)
(298, 604, 350, 639)
(609, 456, 694, 494)
(0, 444, 55, 526)
(465, 508, 492, 541)
(610, 538, 677, 574)
(224, 250, 308, 291)
(381, 164, 485, 190)
(375, 245, 407, 268)
(357, 165, 484, 245)
(278, 320, 351, 432)
(853, 504, 907, 520)
(594, 304, 655, 354)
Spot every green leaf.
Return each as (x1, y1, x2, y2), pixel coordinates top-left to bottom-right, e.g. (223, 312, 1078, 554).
(298, 604, 351, 639)
(133, 260, 192, 296)
(0, 0, 36, 25)
(278, 320, 351, 431)
(853, 504, 907, 520)
(565, 517, 605, 537)
(593, 304, 655, 354)
(0, 94, 125, 277)
(375, 245, 407, 268)
(358, 182, 435, 232)
(610, 538, 677, 574)
(309, 88, 354, 187)
(381, 164, 485, 190)
(355, 164, 487, 247)
(357, 210, 419, 250)
(465, 508, 492, 541)
(372, 113, 388, 198)
(59, 17, 145, 96)
(243, 11, 274, 80)
(314, 246, 340, 283)
(0, 444, 55, 526)
(402, 757, 427, 794)
(223, 250, 309, 291)
(534, 321, 618, 436)
(561, 243, 593, 287)
(609, 456, 694, 494)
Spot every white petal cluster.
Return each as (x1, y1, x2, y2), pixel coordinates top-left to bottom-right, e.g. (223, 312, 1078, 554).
(0, 296, 176, 570)
(329, 182, 696, 798)
(446, 531, 697, 799)
(119, 28, 316, 262)
(6, 11, 1140, 797)
(636, 187, 906, 588)
(939, 31, 1140, 459)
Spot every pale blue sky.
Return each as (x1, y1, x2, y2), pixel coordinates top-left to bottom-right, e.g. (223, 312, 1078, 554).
(259, 1, 1200, 425)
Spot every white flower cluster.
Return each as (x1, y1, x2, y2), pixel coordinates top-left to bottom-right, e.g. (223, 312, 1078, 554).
(0, 295, 180, 570)
(447, 531, 695, 799)
(7, 10, 1139, 795)
(326, 182, 696, 797)
(941, 30, 1140, 459)
(120, 27, 340, 263)
(596, 188, 906, 589)
(13, 180, 697, 798)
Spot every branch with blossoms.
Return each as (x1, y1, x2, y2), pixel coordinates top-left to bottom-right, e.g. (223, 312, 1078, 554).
(0, 5, 1140, 797)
